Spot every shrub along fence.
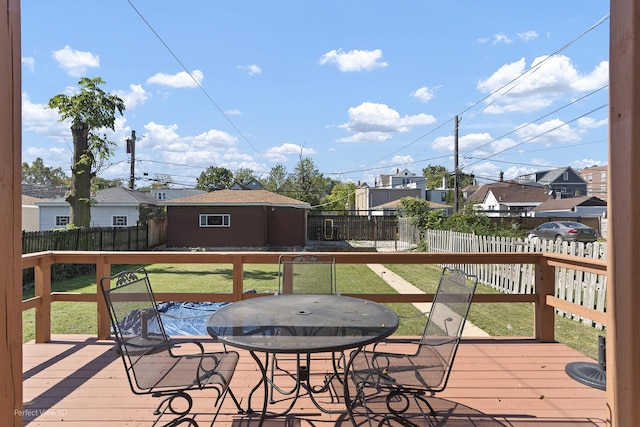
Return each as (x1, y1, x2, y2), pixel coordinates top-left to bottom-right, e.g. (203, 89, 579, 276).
(425, 229, 607, 329)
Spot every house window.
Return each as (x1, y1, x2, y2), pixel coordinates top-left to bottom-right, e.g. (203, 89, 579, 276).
(587, 186, 593, 195)
(587, 173, 593, 183)
(155, 192, 167, 200)
(440, 192, 446, 202)
(601, 185, 607, 195)
(55, 216, 70, 227)
(112, 216, 128, 227)
(563, 171, 569, 181)
(601, 171, 607, 181)
(200, 214, 230, 227)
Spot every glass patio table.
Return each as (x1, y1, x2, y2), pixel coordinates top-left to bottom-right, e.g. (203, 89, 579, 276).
(206, 293, 399, 425)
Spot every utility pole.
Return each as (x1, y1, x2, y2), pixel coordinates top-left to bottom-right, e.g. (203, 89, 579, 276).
(454, 115, 459, 213)
(126, 130, 136, 189)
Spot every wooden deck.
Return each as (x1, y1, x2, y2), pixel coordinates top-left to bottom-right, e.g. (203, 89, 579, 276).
(22, 335, 607, 426)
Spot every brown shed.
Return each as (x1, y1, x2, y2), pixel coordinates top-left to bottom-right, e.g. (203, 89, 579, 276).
(162, 189, 310, 248)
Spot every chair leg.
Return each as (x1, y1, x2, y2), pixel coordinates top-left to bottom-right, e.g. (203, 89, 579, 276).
(152, 391, 197, 426)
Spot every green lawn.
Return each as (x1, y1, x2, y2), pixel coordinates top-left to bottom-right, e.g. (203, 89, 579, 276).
(384, 264, 606, 360)
(22, 262, 605, 359)
(22, 263, 426, 343)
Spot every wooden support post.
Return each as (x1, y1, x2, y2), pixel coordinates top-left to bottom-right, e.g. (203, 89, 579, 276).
(0, 1, 22, 425)
(608, 1, 640, 425)
(232, 255, 244, 301)
(34, 259, 52, 343)
(96, 260, 111, 340)
(534, 258, 555, 343)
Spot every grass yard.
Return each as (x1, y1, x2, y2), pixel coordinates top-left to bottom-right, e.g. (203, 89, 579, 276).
(384, 263, 606, 360)
(22, 263, 426, 343)
(22, 262, 605, 360)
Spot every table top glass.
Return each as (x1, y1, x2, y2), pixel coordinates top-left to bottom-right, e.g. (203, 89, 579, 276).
(206, 294, 399, 353)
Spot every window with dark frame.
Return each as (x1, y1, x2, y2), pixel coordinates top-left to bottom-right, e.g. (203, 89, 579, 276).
(112, 216, 128, 227)
(199, 214, 231, 227)
(55, 215, 70, 227)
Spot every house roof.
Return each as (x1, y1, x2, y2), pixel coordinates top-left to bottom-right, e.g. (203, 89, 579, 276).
(465, 180, 520, 203)
(36, 187, 158, 206)
(161, 189, 311, 208)
(486, 185, 552, 204)
(532, 196, 607, 211)
(21, 194, 42, 205)
(537, 166, 580, 185)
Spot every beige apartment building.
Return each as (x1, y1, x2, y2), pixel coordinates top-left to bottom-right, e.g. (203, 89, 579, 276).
(579, 165, 608, 201)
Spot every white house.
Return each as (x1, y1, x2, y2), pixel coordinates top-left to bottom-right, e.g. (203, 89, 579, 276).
(478, 184, 552, 217)
(36, 187, 159, 230)
(21, 195, 41, 231)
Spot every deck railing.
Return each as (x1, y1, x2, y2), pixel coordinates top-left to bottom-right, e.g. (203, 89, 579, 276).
(21, 250, 608, 344)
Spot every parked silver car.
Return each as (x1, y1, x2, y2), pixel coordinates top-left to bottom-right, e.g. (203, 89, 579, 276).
(527, 221, 598, 243)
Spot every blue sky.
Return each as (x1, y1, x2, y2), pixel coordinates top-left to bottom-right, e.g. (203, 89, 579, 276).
(21, 1, 610, 189)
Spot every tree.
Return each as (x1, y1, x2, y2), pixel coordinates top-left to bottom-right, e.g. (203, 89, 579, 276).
(22, 157, 68, 186)
(291, 156, 327, 208)
(422, 164, 475, 189)
(91, 177, 124, 192)
(233, 168, 256, 184)
(48, 77, 125, 228)
(196, 166, 233, 191)
(264, 164, 291, 194)
(321, 182, 356, 212)
(422, 165, 449, 189)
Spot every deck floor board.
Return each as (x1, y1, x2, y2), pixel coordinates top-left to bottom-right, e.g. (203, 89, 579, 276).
(22, 335, 607, 426)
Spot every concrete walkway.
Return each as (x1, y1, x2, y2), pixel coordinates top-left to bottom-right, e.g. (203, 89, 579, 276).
(366, 264, 489, 337)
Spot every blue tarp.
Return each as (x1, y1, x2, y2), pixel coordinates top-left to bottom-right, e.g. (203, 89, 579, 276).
(158, 301, 230, 336)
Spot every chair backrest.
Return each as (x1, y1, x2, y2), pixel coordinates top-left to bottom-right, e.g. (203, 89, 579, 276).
(100, 268, 171, 390)
(415, 267, 478, 391)
(277, 254, 337, 295)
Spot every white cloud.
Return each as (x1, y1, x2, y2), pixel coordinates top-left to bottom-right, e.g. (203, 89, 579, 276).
(318, 48, 388, 72)
(515, 119, 582, 145)
(493, 33, 513, 44)
(113, 84, 151, 110)
(517, 31, 539, 42)
(570, 159, 603, 169)
(477, 55, 609, 114)
(52, 45, 99, 77)
(265, 143, 316, 162)
(237, 64, 262, 76)
(432, 132, 518, 157)
(21, 92, 68, 136)
(338, 102, 436, 142)
(224, 109, 243, 116)
(411, 86, 437, 103)
(22, 56, 35, 72)
(146, 70, 204, 88)
(578, 116, 608, 129)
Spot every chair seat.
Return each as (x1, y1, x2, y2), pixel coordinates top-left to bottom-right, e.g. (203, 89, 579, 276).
(350, 346, 447, 392)
(133, 350, 239, 391)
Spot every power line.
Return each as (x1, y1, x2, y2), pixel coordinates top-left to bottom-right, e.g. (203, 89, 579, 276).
(125, 0, 269, 166)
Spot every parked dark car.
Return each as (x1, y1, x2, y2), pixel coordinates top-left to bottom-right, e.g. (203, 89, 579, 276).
(527, 221, 598, 243)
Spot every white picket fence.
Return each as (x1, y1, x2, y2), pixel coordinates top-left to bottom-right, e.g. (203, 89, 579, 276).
(424, 229, 608, 329)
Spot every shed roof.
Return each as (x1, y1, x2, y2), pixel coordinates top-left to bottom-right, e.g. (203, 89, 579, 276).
(161, 189, 311, 208)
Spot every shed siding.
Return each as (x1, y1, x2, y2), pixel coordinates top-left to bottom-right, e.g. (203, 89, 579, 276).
(266, 207, 307, 247)
(167, 205, 307, 248)
(167, 206, 266, 248)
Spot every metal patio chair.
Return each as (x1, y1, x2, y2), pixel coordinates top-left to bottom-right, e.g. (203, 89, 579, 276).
(100, 267, 242, 426)
(269, 254, 340, 403)
(345, 267, 478, 427)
